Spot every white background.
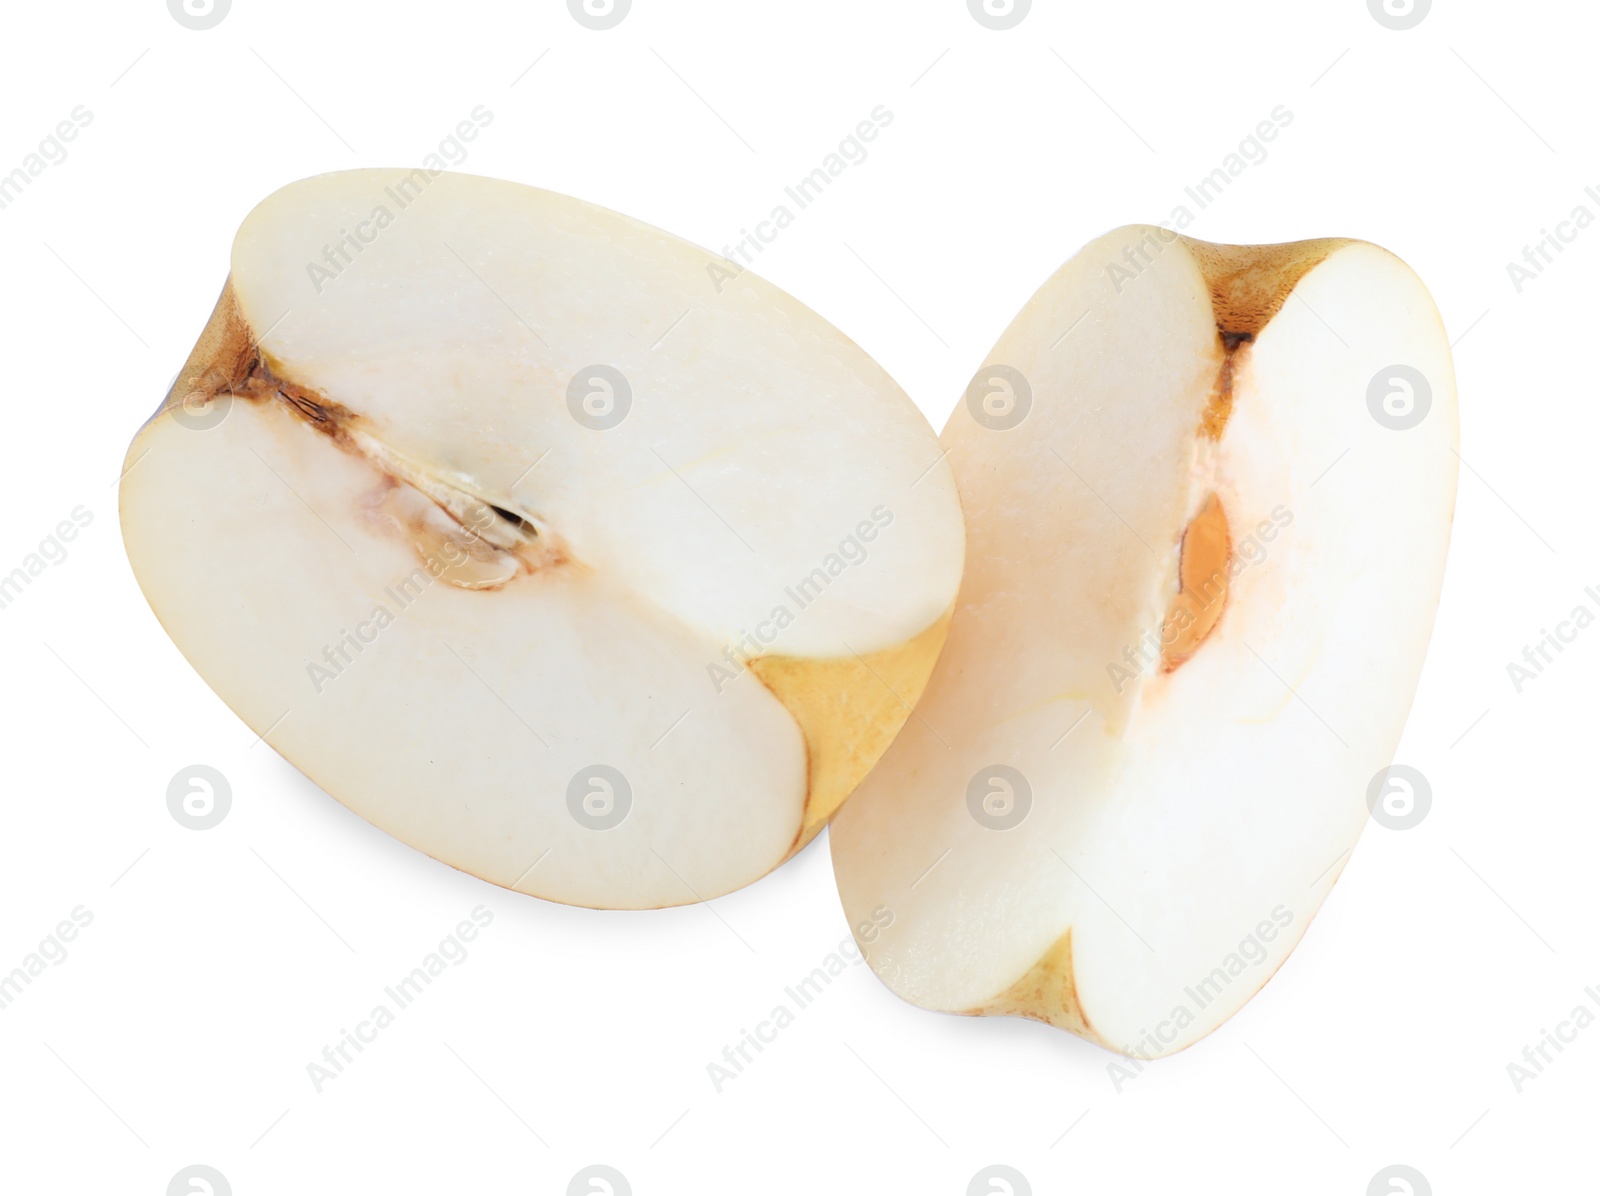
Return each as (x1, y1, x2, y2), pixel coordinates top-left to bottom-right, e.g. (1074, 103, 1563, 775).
(0, 1, 1593, 1193)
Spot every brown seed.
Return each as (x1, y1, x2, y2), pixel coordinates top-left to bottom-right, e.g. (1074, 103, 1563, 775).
(1161, 492, 1232, 673)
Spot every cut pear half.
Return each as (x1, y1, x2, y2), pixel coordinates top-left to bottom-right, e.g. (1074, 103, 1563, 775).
(121, 169, 964, 909)
(830, 226, 1457, 1056)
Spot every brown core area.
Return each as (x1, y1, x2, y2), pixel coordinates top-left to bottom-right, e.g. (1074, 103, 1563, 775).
(1178, 235, 1346, 441)
(163, 282, 558, 590)
(1160, 492, 1232, 673)
(1199, 332, 1253, 440)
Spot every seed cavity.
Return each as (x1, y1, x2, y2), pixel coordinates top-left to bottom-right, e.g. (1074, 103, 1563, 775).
(1160, 492, 1232, 673)
(1200, 330, 1253, 441)
(489, 503, 527, 529)
(1157, 237, 1339, 669)
(376, 481, 524, 590)
(281, 390, 331, 424)
(229, 355, 564, 588)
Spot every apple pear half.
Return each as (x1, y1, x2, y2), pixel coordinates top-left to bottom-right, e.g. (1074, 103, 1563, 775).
(121, 169, 963, 909)
(831, 227, 1457, 1056)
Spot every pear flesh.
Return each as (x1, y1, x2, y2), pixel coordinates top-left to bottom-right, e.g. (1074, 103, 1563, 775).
(121, 169, 964, 910)
(830, 227, 1457, 1056)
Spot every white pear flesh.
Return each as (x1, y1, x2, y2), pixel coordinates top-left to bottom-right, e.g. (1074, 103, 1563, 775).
(830, 227, 1457, 1056)
(121, 169, 963, 910)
